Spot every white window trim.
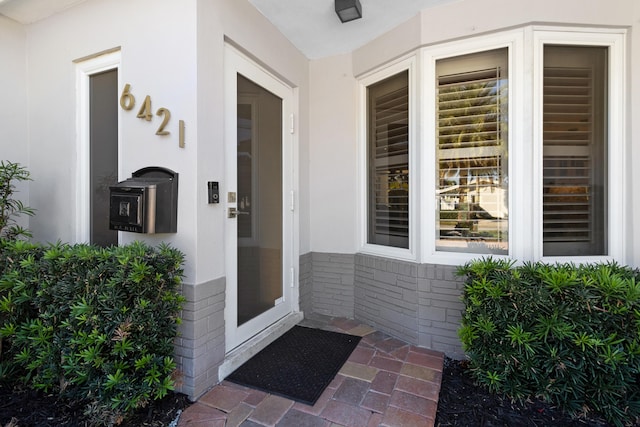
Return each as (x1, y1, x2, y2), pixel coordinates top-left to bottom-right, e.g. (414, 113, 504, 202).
(357, 55, 418, 262)
(421, 30, 525, 266)
(75, 50, 121, 244)
(532, 27, 627, 264)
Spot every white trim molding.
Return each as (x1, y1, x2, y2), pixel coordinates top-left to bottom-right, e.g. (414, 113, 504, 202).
(532, 28, 627, 264)
(357, 55, 418, 262)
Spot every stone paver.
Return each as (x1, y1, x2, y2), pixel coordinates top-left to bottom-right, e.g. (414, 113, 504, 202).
(348, 346, 376, 364)
(381, 406, 433, 427)
(370, 356, 403, 373)
(320, 399, 372, 427)
(333, 377, 370, 405)
(178, 316, 443, 427)
(400, 363, 441, 383)
(178, 402, 227, 426)
(339, 361, 379, 382)
(370, 371, 398, 395)
(406, 351, 444, 371)
(249, 394, 294, 425)
(199, 383, 249, 412)
(395, 375, 440, 401)
(225, 402, 253, 427)
(361, 390, 390, 414)
(389, 390, 435, 415)
(277, 409, 330, 427)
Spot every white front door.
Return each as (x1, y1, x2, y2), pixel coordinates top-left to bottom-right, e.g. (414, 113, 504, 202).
(224, 45, 296, 351)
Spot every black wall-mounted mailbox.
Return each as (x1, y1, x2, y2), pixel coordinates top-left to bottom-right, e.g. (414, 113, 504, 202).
(109, 167, 178, 234)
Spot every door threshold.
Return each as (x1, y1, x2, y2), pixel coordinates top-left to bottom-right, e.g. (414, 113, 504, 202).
(218, 311, 304, 381)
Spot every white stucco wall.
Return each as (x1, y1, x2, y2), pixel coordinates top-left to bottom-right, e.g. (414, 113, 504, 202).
(16, 0, 310, 284)
(308, 53, 359, 253)
(193, 0, 310, 283)
(354, 0, 637, 76)
(0, 16, 27, 164)
(0, 16, 30, 231)
(22, 0, 197, 276)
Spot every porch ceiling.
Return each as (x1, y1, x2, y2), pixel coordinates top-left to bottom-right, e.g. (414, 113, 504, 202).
(0, 0, 456, 59)
(248, 0, 455, 59)
(0, 0, 88, 24)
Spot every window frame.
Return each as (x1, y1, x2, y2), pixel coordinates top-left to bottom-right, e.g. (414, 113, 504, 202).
(421, 30, 524, 266)
(358, 56, 418, 261)
(532, 27, 627, 264)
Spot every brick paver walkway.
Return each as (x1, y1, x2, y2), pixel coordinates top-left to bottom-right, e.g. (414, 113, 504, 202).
(178, 315, 444, 427)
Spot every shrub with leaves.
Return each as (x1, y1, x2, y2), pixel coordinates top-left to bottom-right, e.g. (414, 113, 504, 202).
(0, 239, 44, 382)
(457, 258, 640, 426)
(0, 240, 185, 426)
(0, 160, 35, 240)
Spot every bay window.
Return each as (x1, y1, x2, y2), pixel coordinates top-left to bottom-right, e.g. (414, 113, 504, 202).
(360, 27, 625, 264)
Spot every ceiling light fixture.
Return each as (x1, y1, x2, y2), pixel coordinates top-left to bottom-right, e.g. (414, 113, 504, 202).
(335, 0, 362, 23)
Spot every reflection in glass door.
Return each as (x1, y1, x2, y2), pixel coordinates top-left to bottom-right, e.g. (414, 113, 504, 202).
(236, 74, 283, 326)
(89, 69, 118, 246)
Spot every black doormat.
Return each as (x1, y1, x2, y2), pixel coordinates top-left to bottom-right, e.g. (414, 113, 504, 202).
(226, 325, 361, 405)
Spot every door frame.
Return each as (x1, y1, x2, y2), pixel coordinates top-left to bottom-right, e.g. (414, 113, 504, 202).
(223, 44, 300, 353)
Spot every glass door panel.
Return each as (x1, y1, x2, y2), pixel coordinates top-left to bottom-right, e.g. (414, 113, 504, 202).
(236, 74, 283, 326)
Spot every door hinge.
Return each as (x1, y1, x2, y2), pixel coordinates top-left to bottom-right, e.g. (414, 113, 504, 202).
(290, 267, 295, 287)
(289, 113, 295, 134)
(290, 190, 295, 212)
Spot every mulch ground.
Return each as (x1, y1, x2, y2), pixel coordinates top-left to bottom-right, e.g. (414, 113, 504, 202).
(435, 357, 615, 427)
(0, 385, 190, 427)
(0, 358, 625, 426)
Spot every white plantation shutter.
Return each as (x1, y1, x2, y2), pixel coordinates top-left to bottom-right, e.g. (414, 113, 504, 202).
(543, 46, 607, 256)
(435, 49, 508, 254)
(367, 71, 409, 249)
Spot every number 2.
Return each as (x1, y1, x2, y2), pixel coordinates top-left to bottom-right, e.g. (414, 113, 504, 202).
(156, 108, 171, 135)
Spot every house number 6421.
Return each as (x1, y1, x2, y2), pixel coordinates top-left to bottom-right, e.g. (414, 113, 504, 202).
(119, 83, 185, 148)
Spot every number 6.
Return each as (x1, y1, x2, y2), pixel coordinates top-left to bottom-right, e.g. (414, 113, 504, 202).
(120, 84, 135, 110)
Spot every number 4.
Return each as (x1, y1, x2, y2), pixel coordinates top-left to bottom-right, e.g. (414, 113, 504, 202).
(137, 95, 152, 121)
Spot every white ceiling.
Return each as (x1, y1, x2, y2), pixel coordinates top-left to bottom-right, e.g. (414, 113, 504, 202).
(0, 0, 456, 59)
(248, 0, 455, 59)
(0, 0, 88, 24)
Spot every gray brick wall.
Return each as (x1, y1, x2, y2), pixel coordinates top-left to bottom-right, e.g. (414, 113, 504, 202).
(298, 252, 355, 318)
(302, 252, 466, 359)
(311, 252, 355, 318)
(299, 252, 313, 315)
(354, 254, 419, 344)
(175, 253, 467, 399)
(174, 276, 226, 399)
(417, 264, 466, 359)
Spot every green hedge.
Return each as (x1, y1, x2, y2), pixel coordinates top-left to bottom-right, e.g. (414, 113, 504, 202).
(457, 258, 640, 426)
(0, 239, 185, 425)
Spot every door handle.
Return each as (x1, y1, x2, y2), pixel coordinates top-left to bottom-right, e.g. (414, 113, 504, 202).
(228, 207, 250, 218)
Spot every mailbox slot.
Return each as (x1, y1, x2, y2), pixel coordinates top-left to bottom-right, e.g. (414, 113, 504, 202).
(109, 167, 178, 233)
